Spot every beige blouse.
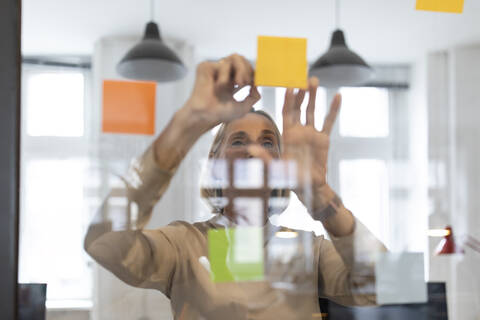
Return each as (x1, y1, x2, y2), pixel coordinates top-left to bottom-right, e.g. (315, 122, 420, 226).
(84, 146, 386, 320)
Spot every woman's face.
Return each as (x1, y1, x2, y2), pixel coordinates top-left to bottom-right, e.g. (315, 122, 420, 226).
(218, 113, 281, 160)
(214, 113, 284, 222)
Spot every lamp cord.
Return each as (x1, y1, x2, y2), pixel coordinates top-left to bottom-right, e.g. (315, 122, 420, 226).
(150, 0, 155, 22)
(335, 0, 340, 29)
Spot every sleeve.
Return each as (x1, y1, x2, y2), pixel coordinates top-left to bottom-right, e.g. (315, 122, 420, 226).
(317, 218, 387, 306)
(87, 228, 178, 295)
(84, 145, 180, 295)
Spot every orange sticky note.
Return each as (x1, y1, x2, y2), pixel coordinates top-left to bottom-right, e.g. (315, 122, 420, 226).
(255, 36, 308, 89)
(102, 80, 156, 135)
(416, 0, 464, 13)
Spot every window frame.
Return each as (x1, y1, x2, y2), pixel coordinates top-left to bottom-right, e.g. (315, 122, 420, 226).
(19, 63, 94, 309)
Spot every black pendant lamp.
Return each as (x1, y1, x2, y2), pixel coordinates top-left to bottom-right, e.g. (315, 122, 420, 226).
(117, 0, 187, 82)
(310, 0, 373, 88)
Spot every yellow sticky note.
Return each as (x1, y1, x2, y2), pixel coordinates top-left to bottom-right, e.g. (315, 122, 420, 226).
(416, 0, 464, 13)
(255, 36, 307, 89)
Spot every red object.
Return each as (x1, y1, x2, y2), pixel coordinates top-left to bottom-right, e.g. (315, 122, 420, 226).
(435, 226, 480, 255)
(435, 226, 462, 255)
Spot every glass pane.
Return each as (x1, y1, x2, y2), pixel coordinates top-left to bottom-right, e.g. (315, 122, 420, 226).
(340, 159, 389, 242)
(25, 72, 84, 137)
(339, 87, 389, 137)
(19, 159, 92, 302)
(19, 0, 480, 317)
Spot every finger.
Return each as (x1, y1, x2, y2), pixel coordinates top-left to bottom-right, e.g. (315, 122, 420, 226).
(196, 61, 217, 83)
(238, 85, 260, 105)
(238, 55, 254, 85)
(306, 77, 319, 127)
(292, 89, 305, 125)
(230, 54, 250, 86)
(237, 86, 261, 113)
(322, 93, 342, 135)
(217, 59, 233, 87)
(282, 88, 296, 131)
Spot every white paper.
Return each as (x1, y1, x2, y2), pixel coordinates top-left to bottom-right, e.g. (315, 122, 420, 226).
(375, 252, 427, 305)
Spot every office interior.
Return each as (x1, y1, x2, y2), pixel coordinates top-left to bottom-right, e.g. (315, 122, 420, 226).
(15, 0, 480, 319)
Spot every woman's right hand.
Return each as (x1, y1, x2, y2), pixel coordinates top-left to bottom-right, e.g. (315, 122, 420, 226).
(153, 54, 259, 171)
(182, 54, 261, 133)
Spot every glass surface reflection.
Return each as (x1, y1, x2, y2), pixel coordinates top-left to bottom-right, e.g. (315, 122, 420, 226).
(18, 2, 480, 319)
(83, 56, 386, 319)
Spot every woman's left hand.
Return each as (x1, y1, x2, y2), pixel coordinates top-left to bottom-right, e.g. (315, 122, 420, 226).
(281, 77, 341, 210)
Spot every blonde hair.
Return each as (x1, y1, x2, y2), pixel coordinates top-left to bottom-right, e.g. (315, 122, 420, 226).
(200, 110, 288, 214)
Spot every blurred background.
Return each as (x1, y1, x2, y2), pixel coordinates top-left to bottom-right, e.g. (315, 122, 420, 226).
(17, 0, 480, 319)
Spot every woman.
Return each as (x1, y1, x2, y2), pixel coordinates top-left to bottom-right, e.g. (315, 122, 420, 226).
(85, 54, 386, 319)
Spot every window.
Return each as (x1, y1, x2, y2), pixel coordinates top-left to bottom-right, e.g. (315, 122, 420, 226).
(339, 87, 389, 138)
(25, 72, 85, 137)
(19, 65, 93, 308)
(339, 159, 389, 241)
(333, 87, 393, 246)
(20, 159, 91, 301)
(272, 84, 417, 251)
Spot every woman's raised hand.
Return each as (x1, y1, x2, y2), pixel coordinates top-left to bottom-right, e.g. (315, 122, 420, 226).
(183, 54, 261, 133)
(281, 77, 341, 198)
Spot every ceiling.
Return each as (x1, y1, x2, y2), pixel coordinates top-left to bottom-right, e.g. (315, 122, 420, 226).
(22, 0, 480, 64)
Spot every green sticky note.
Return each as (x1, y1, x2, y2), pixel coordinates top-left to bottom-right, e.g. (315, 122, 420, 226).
(208, 227, 264, 282)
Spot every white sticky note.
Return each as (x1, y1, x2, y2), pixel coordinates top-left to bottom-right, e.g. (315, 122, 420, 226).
(234, 159, 264, 189)
(268, 159, 297, 189)
(233, 227, 263, 263)
(202, 159, 228, 189)
(375, 252, 427, 304)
